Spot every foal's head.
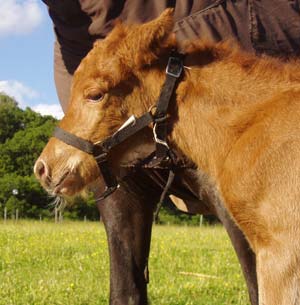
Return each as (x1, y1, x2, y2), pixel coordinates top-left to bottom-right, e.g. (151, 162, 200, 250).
(34, 9, 176, 196)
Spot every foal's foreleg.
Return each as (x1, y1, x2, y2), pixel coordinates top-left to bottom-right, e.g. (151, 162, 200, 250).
(239, 195, 300, 305)
(256, 239, 300, 305)
(222, 140, 300, 305)
(254, 169, 300, 304)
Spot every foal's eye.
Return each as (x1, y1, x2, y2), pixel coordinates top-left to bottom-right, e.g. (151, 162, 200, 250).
(86, 92, 104, 103)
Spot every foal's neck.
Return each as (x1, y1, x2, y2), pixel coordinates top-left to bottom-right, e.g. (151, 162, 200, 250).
(170, 51, 300, 178)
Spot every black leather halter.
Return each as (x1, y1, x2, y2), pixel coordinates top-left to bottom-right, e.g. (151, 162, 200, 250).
(53, 53, 184, 200)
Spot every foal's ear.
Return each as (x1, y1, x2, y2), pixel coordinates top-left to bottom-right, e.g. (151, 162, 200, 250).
(127, 8, 176, 67)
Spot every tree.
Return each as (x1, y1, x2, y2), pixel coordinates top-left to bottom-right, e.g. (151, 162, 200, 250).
(0, 120, 57, 176)
(0, 93, 59, 218)
(0, 93, 24, 143)
(0, 174, 52, 218)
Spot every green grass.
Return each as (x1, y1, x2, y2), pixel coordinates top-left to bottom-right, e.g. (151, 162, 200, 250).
(0, 221, 249, 305)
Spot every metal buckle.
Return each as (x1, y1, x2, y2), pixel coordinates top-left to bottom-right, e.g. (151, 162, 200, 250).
(94, 152, 108, 162)
(153, 123, 169, 149)
(96, 184, 120, 202)
(166, 56, 183, 78)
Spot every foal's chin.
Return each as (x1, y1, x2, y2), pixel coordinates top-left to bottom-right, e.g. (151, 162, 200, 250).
(51, 164, 100, 198)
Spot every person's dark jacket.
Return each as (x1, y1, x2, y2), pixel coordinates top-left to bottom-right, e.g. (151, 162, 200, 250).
(43, 0, 300, 74)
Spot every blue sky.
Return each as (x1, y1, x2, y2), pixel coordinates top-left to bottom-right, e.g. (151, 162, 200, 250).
(0, 0, 63, 118)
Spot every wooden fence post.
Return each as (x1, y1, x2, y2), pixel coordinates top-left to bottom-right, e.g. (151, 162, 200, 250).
(55, 207, 58, 223)
(199, 215, 203, 227)
(59, 210, 63, 223)
(4, 207, 7, 223)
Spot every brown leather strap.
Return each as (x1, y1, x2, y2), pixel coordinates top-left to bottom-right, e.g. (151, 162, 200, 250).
(53, 126, 94, 154)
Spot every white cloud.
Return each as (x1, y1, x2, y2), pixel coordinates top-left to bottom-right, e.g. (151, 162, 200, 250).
(0, 0, 43, 36)
(0, 80, 38, 107)
(33, 103, 64, 119)
(0, 80, 63, 119)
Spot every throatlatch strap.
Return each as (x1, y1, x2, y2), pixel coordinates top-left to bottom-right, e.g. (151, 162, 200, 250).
(153, 54, 183, 161)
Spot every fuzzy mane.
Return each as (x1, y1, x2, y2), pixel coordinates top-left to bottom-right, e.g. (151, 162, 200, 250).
(181, 39, 300, 83)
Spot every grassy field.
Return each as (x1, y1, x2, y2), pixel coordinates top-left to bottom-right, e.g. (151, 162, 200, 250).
(0, 221, 249, 305)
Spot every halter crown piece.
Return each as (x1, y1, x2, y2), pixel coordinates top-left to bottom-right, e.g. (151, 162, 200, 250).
(53, 52, 184, 201)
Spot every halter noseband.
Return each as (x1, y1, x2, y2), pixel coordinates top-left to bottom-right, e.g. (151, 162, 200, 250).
(53, 53, 184, 200)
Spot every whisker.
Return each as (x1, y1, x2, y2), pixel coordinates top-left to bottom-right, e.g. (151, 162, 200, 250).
(47, 195, 68, 212)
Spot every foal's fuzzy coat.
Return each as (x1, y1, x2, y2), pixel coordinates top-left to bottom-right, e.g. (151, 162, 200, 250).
(36, 9, 300, 305)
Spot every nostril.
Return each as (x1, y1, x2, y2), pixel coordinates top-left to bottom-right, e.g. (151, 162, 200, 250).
(38, 164, 45, 177)
(34, 160, 48, 181)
